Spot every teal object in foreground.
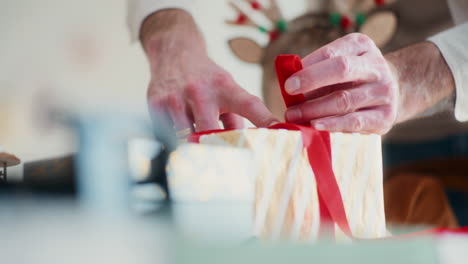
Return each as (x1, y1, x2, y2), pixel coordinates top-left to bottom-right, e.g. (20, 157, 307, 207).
(176, 239, 438, 264)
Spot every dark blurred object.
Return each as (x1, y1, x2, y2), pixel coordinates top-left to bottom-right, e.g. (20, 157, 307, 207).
(143, 145, 170, 197)
(15, 146, 172, 198)
(385, 157, 468, 227)
(383, 134, 468, 169)
(23, 155, 76, 195)
(147, 110, 178, 200)
(0, 152, 21, 183)
(384, 172, 459, 229)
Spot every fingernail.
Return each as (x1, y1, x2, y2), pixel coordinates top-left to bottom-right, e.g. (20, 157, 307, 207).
(285, 77, 301, 94)
(314, 123, 326, 130)
(268, 120, 280, 127)
(286, 108, 301, 122)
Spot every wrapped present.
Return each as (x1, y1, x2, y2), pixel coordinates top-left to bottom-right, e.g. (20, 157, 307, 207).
(167, 55, 387, 242)
(168, 125, 386, 242)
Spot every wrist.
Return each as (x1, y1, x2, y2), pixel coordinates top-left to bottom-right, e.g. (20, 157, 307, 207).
(385, 42, 455, 124)
(140, 9, 206, 59)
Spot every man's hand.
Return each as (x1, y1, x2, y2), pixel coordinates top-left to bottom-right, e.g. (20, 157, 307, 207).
(283, 33, 399, 134)
(141, 9, 277, 134)
(283, 33, 455, 135)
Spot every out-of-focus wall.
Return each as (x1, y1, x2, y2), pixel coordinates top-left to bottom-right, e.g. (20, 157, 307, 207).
(0, 0, 308, 163)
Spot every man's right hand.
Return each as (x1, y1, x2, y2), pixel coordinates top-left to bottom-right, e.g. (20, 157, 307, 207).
(141, 9, 278, 134)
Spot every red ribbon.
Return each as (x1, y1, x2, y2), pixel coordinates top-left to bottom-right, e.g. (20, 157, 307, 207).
(275, 55, 352, 236)
(274, 55, 306, 108)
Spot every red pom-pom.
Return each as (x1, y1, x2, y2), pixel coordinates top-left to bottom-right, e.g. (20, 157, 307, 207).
(236, 14, 248, 24)
(375, 0, 385, 5)
(340, 16, 353, 30)
(250, 1, 261, 10)
(269, 30, 280, 42)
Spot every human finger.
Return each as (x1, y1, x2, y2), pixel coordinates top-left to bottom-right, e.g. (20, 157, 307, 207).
(285, 55, 381, 95)
(220, 113, 244, 129)
(164, 94, 194, 132)
(185, 85, 221, 132)
(285, 83, 391, 123)
(302, 33, 379, 67)
(226, 90, 279, 128)
(310, 107, 395, 134)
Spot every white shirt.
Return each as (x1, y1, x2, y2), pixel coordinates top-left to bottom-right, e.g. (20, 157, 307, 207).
(428, 0, 468, 121)
(127, 0, 468, 122)
(127, 0, 195, 42)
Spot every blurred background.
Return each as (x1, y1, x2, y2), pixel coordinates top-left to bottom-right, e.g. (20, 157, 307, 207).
(0, 0, 310, 169)
(1, 2, 467, 263)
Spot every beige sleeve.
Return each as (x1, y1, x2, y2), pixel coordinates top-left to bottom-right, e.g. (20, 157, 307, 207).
(426, 0, 468, 122)
(127, 0, 195, 42)
(428, 22, 468, 122)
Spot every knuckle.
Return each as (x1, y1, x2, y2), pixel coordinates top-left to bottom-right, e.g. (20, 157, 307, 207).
(351, 115, 364, 131)
(165, 93, 179, 106)
(185, 81, 203, 97)
(346, 32, 361, 41)
(347, 33, 374, 49)
(148, 96, 164, 109)
(382, 107, 396, 121)
(381, 94, 392, 106)
(322, 46, 337, 59)
(356, 33, 373, 47)
(335, 56, 351, 78)
(380, 84, 393, 98)
(379, 82, 396, 103)
(213, 72, 233, 88)
(337, 90, 352, 113)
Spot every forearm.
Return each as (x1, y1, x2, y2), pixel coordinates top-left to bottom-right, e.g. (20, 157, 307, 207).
(140, 9, 206, 63)
(385, 42, 455, 123)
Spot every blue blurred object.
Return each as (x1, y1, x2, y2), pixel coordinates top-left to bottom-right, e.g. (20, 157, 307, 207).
(446, 190, 468, 227)
(383, 134, 468, 168)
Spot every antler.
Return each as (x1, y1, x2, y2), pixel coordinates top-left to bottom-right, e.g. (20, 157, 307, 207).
(255, 0, 284, 23)
(330, 0, 397, 14)
(226, 0, 287, 42)
(326, 0, 397, 31)
(225, 1, 260, 29)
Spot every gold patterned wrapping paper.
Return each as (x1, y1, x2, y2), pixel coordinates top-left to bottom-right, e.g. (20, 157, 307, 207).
(168, 128, 387, 242)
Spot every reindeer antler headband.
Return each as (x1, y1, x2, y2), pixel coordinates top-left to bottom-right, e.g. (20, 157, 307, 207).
(226, 0, 287, 42)
(328, 0, 396, 30)
(227, 0, 398, 64)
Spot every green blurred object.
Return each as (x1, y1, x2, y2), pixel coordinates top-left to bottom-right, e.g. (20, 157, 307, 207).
(356, 13, 366, 26)
(330, 13, 341, 26)
(276, 20, 288, 32)
(258, 26, 268, 33)
(176, 238, 439, 264)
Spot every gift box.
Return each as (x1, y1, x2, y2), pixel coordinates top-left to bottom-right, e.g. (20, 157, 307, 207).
(167, 125, 386, 242)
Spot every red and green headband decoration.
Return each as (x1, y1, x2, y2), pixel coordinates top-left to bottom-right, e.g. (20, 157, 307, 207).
(227, 0, 287, 42)
(329, 0, 389, 31)
(227, 0, 398, 65)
